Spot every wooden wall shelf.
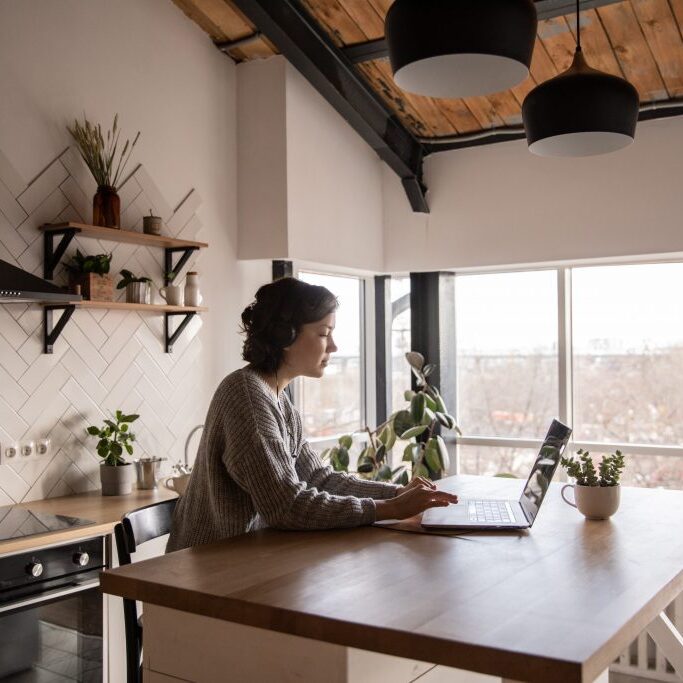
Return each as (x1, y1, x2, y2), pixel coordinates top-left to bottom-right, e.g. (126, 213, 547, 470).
(39, 222, 209, 354)
(40, 222, 208, 250)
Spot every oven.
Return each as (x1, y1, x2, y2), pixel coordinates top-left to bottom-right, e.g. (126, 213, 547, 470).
(0, 536, 105, 682)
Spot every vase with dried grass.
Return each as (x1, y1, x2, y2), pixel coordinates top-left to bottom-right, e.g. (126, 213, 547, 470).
(67, 114, 140, 229)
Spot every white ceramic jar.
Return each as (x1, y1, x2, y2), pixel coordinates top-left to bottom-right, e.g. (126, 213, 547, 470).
(184, 272, 202, 307)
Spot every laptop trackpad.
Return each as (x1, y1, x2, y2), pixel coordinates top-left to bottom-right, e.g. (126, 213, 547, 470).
(422, 501, 470, 526)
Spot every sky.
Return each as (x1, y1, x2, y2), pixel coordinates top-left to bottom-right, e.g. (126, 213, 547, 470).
(302, 263, 683, 359)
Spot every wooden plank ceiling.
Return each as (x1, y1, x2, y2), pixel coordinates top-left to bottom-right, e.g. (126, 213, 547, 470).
(173, 0, 683, 140)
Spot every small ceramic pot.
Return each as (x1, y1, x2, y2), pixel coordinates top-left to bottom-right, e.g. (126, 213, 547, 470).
(143, 214, 162, 235)
(125, 281, 151, 304)
(561, 483, 621, 520)
(100, 463, 134, 496)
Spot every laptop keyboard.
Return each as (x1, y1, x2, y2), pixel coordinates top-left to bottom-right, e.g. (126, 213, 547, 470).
(468, 500, 515, 524)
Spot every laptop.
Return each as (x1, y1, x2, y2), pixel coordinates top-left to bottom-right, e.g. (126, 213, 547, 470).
(421, 419, 572, 531)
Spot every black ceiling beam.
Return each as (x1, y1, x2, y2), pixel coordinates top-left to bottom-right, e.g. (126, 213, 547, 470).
(343, 0, 624, 64)
(229, 0, 429, 213)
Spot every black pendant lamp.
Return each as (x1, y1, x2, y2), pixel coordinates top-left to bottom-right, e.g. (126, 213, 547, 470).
(522, 0, 639, 157)
(385, 0, 538, 99)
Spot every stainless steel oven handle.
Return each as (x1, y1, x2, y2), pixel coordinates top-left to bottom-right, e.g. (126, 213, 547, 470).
(0, 579, 101, 614)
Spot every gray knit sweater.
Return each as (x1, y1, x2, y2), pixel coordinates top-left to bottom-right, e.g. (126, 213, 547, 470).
(166, 367, 400, 552)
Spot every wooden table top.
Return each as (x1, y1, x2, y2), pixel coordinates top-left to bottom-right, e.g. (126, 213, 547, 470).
(99, 475, 683, 683)
(0, 487, 177, 555)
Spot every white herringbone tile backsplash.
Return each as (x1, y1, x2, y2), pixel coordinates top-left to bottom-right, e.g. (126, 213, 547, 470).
(0, 148, 207, 504)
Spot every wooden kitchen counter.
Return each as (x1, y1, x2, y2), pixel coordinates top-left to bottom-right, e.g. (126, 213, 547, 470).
(99, 475, 683, 682)
(0, 487, 177, 554)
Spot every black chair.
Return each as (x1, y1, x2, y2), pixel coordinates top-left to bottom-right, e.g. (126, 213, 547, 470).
(114, 499, 177, 683)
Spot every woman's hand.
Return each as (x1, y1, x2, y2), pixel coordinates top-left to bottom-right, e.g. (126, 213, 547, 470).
(375, 481, 458, 521)
(398, 476, 436, 495)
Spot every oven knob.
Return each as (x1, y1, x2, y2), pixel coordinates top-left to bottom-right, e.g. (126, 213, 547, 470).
(73, 552, 90, 567)
(26, 561, 43, 578)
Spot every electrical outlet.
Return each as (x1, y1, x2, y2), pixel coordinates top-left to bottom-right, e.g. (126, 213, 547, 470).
(37, 438, 51, 457)
(21, 441, 34, 457)
(5, 443, 18, 460)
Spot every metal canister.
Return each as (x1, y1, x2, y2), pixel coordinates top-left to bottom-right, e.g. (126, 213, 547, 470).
(134, 457, 166, 489)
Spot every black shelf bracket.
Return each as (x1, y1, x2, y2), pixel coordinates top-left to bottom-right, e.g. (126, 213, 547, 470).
(44, 305, 75, 354)
(44, 228, 77, 280)
(164, 247, 198, 286)
(165, 311, 197, 353)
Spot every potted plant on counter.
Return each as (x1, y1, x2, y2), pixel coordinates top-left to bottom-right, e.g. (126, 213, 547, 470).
(64, 249, 113, 301)
(86, 411, 139, 495)
(117, 269, 152, 304)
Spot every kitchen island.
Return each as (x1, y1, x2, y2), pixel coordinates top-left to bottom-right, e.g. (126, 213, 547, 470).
(99, 475, 683, 683)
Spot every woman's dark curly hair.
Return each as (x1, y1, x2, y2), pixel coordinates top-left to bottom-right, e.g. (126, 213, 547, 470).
(241, 277, 338, 373)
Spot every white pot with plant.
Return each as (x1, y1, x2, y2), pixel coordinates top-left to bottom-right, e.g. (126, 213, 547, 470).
(86, 411, 139, 495)
(322, 351, 461, 485)
(560, 449, 626, 520)
(117, 269, 152, 304)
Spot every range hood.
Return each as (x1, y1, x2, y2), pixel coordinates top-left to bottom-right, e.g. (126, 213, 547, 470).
(0, 259, 81, 303)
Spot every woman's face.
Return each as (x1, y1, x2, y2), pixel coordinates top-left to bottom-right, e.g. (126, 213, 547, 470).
(282, 312, 338, 379)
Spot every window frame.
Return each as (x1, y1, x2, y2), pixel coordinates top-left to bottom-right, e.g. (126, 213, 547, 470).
(448, 258, 683, 467)
(292, 265, 373, 448)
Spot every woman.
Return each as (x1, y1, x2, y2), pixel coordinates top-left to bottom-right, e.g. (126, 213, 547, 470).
(167, 277, 458, 552)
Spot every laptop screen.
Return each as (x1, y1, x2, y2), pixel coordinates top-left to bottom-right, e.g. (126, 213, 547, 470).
(519, 419, 572, 524)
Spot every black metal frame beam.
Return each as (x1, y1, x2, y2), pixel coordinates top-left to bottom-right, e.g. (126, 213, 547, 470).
(374, 275, 391, 425)
(44, 305, 75, 354)
(409, 271, 456, 421)
(343, 0, 625, 64)
(44, 228, 77, 280)
(164, 247, 198, 286)
(165, 312, 197, 353)
(272, 260, 293, 280)
(229, 0, 429, 213)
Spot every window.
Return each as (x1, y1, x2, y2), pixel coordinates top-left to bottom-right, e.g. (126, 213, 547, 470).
(572, 263, 683, 446)
(454, 262, 683, 490)
(390, 277, 411, 413)
(297, 272, 364, 439)
(456, 270, 559, 439)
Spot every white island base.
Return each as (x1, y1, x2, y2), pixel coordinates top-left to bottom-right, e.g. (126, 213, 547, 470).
(141, 605, 607, 683)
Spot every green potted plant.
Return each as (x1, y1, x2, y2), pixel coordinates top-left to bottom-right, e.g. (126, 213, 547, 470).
(67, 114, 140, 228)
(64, 249, 113, 301)
(86, 411, 139, 495)
(117, 269, 152, 304)
(560, 449, 626, 520)
(322, 352, 461, 484)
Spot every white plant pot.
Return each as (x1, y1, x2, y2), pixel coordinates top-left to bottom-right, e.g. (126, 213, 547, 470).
(125, 282, 151, 304)
(100, 463, 134, 496)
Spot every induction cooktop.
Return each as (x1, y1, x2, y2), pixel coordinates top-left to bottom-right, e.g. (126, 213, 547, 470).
(0, 506, 95, 541)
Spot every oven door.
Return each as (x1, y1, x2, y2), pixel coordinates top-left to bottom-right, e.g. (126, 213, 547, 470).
(0, 542, 104, 683)
(0, 580, 103, 683)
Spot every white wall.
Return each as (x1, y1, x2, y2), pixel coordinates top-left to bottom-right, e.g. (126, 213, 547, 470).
(237, 58, 289, 260)
(285, 65, 384, 272)
(0, 0, 271, 504)
(384, 115, 683, 272)
(237, 57, 385, 272)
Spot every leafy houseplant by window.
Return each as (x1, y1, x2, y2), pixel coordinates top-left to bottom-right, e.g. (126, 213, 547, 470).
(86, 411, 139, 496)
(67, 114, 140, 228)
(560, 449, 626, 520)
(64, 249, 113, 301)
(322, 352, 461, 484)
(117, 269, 152, 304)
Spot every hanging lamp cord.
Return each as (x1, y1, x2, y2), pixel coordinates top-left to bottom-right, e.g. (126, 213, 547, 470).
(576, 0, 581, 51)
